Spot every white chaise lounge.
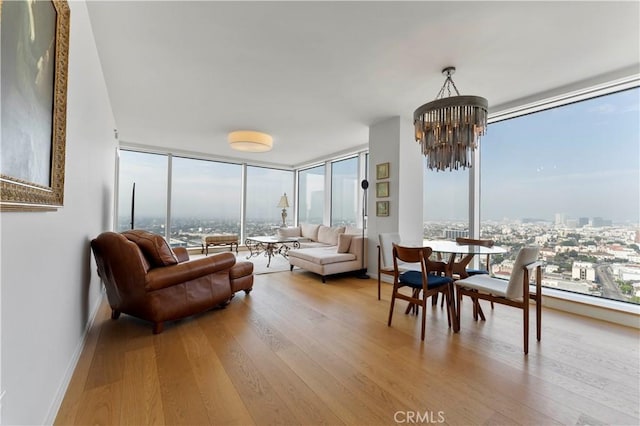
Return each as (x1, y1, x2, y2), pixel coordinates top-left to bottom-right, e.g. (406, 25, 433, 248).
(284, 224, 367, 282)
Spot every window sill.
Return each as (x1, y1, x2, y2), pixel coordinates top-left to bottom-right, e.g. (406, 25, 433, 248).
(540, 287, 640, 329)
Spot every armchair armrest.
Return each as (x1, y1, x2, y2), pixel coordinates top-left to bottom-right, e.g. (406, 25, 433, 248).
(349, 236, 367, 265)
(525, 261, 544, 271)
(145, 252, 236, 291)
(523, 260, 544, 297)
(172, 247, 190, 263)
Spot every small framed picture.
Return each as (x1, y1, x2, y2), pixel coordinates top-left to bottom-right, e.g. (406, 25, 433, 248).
(376, 162, 389, 180)
(376, 181, 389, 198)
(376, 201, 389, 217)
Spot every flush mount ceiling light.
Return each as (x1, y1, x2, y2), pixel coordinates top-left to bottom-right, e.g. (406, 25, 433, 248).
(413, 67, 488, 171)
(228, 130, 273, 152)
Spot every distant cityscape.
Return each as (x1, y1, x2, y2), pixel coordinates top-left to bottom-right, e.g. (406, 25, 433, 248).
(120, 214, 640, 305)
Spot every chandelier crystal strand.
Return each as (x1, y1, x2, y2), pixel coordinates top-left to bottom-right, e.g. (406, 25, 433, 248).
(413, 68, 488, 171)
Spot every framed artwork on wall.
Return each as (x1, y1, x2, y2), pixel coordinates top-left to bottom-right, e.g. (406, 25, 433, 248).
(376, 201, 389, 217)
(376, 181, 389, 198)
(376, 162, 389, 180)
(0, 0, 70, 211)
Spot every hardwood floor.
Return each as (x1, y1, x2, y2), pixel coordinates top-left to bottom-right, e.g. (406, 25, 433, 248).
(55, 270, 640, 425)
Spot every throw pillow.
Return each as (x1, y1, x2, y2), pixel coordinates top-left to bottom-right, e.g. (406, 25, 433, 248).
(337, 233, 353, 253)
(345, 226, 363, 235)
(300, 223, 320, 240)
(277, 227, 301, 239)
(317, 225, 346, 245)
(122, 230, 178, 267)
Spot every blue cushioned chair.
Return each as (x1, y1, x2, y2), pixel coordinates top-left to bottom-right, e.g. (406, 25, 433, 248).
(455, 237, 495, 276)
(453, 237, 496, 313)
(387, 244, 456, 340)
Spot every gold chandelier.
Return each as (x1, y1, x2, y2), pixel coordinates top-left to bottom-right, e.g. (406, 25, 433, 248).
(413, 67, 488, 171)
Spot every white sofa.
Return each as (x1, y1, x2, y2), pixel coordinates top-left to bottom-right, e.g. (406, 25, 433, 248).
(282, 224, 367, 282)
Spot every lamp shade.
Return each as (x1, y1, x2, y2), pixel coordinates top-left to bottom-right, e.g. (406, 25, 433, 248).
(277, 193, 290, 208)
(228, 131, 273, 152)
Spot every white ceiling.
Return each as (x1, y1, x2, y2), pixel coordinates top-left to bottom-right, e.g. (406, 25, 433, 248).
(86, 1, 640, 168)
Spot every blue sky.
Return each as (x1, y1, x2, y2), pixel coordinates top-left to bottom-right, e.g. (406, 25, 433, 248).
(424, 87, 640, 223)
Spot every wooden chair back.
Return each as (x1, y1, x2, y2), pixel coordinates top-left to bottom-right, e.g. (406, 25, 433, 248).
(456, 237, 495, 273)
(377, 233, 401, 300)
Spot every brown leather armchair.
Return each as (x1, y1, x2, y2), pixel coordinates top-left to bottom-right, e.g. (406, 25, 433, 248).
(91, 230, 253, 333)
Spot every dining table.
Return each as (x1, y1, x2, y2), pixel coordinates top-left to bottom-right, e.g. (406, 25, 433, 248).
(403, 239, 508, 332)
(421, 239, 507, 279)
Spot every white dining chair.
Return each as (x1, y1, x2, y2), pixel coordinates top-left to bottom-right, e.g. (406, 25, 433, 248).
(455, 246, 543, 354)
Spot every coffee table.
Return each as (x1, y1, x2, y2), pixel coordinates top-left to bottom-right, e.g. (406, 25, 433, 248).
(245, 236, 301, 267)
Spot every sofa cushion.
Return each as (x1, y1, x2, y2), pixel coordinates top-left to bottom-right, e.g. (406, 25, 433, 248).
(288, 247, 356, 265)
(337, 233, 353, 253)
(317, 225, 345, 245)
(122, 230, 178, 267)
(345, 226, 363, 235)
(301, 223, 320, 240)
(298, 241, 330, 249)
(277, 227, 301, 239)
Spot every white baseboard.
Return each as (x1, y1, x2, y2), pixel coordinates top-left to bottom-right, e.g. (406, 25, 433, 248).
(43, 290, 105, 425)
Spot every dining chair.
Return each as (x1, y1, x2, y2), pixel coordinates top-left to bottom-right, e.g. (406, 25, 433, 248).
(452, 237, 496, 312)
(455, 237, 495, 276)
(455, 246, 542, 354)
(388, 243, 455, 340)
(377, 233, 401, 300)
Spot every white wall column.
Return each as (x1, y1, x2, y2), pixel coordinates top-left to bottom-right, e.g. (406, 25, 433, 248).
(367, 116, 423, 279)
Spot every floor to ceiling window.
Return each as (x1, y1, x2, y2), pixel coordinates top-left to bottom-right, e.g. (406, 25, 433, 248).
(481, 87, 640, 304)
(117, 150, 168, 233)
(331, 157, 358, 227)
(298, 164, 325, 225)
(245, 166, 294, 236)
(423, 165, 469, 240)
(170, 157, 242, 247)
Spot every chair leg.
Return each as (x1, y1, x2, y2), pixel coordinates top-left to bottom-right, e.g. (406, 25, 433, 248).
(388, 288, 397, 327)
(421, 298, 427, 341)
(472, 295, 478, 321)
(444, 289, 451, 328)
(476, 299, 486, 321)
(471, 292, 482, 321)
(378, 274, 381, 300)
(456, 285, 462, 331)
(523, 302, 529, 355)
(405, 289, 421, 315)
(448, 286, 459, 332)
(536, 293, 542, 342)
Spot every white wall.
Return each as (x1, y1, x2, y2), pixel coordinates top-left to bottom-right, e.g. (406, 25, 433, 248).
(367, 116, 423, 277)
(0, 1, 116, 424)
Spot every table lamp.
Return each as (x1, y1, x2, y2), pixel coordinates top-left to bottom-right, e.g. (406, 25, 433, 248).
(277, 193, 290, 227)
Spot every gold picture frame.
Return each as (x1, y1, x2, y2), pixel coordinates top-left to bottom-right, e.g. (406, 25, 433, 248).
(0, 0, 70, 211)
(376, 181, 389, 198)
(376, 162, 389, 180)
(376, 201, 389, 217)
